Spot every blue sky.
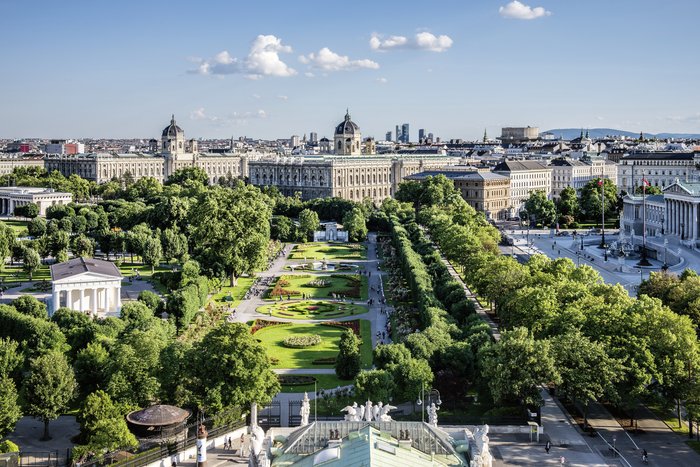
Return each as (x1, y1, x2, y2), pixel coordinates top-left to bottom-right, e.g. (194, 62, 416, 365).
(1, 0, 699, 140)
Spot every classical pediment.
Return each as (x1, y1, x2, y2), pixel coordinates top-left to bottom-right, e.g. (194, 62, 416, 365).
(52, 271, 123, 285)
(663, 183, 693, 195)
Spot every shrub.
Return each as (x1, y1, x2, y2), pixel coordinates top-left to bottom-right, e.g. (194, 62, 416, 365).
(251, 319, 289, 334)
(0, 440, 19, 453)
(278, 375, 316, 386)
(283, 334, 322, 348)
(311, 357, 336, 365)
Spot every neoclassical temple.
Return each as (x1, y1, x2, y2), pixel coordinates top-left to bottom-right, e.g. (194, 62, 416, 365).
(621, 180, 700, 246)
(0, 187, 73, 216)
(50, 257, 123, 316)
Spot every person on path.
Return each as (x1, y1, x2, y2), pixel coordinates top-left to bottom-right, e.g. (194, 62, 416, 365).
(545, 440, 551, 454)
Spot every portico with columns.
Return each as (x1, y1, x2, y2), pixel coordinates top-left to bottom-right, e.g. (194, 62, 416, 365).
(621, 180, 700, 247)
(50, 257, 123, 317)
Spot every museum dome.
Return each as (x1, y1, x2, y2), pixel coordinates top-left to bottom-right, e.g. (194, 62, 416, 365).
(335, 110, 360, 136)
(162, 115, 184, 138)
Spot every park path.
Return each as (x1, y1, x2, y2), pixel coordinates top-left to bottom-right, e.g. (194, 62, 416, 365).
(225, 236, 392, 427)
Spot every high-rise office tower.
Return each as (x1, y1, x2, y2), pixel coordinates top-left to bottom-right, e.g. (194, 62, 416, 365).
(395, 125, 400, 143)
(401, 123, 410, 143)
(309, 132, 318, 144)
(418, 128, 425, 142)
(385, 131, 392, 141)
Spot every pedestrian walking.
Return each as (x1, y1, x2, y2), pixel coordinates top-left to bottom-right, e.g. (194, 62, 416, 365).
(545, 440, 550, 454)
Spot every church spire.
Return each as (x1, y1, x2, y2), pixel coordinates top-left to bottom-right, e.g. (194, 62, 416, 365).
(171, 114, 176, 125)
(483, 128, 488, 143)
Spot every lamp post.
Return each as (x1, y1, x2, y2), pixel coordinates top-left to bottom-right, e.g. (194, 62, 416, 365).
(663, 238, 669, 271)
(416, 384, 442, 423)
(599, 174, 606, 250)
(576, 252, 581, 267)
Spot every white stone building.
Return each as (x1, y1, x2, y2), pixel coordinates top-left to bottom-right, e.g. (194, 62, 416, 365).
(621, 180, 700, 247)
(549, 158, 618, 198)
(0, 187, 73, 216)
(50, 257, 123, 317)
(44, 116, 243, 185)
(618, 151, 698, 193)
(493, 160, 552, 216)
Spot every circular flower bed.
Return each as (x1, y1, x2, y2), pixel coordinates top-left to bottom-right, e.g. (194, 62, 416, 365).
(278, 375, 317, 386)
(283, 334, 322, 348)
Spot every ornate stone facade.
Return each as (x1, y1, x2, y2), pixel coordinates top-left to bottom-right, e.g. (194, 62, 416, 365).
(45, 116, 243, 185)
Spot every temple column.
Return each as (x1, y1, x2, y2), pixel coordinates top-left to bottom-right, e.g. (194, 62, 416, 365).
(52, 290, 60, 314)
(78, 288, 85, 312)
(103, 287, 109, 311)
(91, 288, 97, 315)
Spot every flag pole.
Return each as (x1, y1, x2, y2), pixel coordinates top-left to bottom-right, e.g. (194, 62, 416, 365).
(637, 171, 651, 267)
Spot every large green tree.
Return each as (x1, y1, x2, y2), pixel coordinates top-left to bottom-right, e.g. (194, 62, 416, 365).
(557, 186, 579, 218)
(0, 374, 21, 438)
(189, 184, 271, 286)
(186, 323, 279, 413)
(479, 327, 559, 406)
(580, 178, 618, 222)
(550, 331, 622, 428)
(342, 207, 368, 242)
(298, 208, 319, 242)
(523, 190, 556, 226)
(22, 246, 41, 280)
(354, 369, 394, 403)
(335, 329, 361, 380)
(23, 351, 77, 440)
(78, 390, 137, 454)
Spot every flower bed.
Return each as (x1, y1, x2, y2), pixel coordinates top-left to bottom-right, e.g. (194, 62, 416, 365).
(278, 375, 317, 386)
(322, 320, 361, 336)
(283, 334, 322, 348)
(251, 319, 290, 334)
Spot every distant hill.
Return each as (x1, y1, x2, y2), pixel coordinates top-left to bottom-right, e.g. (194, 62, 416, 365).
(544, 128, 700, 140)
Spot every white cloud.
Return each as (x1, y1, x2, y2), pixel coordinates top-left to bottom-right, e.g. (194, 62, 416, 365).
(499, 1, 551, 20)
(189, 34, 296, 78)
(299, 47, 379, 71)
(304, 72, 315, 78)
(376, 77, 388, 84)
(277, 95, 288, 101)
(369, 32, 453, 52)
(252, 93, 261, 99)
(189, 107, 267, 126)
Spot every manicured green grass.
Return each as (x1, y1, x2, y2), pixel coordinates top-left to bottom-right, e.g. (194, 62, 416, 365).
(267, 274, 368, 300)
(647, 403, 690, 435)
(278, 373, 351, 393)
(3, 219, 28, 237)
(257, 300, 367, 320)
(0, 264, 51, 284)
(118, 262, 171, 279)
(211, 276, 256, 309)
(289, 243, 366, 260)
(254, 320, 372, 369)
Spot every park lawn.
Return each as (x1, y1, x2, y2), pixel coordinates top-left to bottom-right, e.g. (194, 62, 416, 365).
(646, 402, 690, 435)
(118, 262, 171, 279)
(211, 276, 256, 309)
(0, 264, 51, 284)
(278, 373, 351, 393)
(257, 300, 367, 320)
(255, 320, 372, 369)
(268, 274, 368, 300)
(289, 243, 367, 260)
(4, 219, 28, 237)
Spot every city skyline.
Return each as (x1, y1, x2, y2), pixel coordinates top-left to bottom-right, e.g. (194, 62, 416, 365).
(1, 0, 699, 140)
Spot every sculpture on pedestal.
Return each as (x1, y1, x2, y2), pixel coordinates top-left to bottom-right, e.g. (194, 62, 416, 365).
(427, 403, 438, 427)
(300, 392, 310, 426)
(471, 424, 493, 467)
(340, 400, 395, 422)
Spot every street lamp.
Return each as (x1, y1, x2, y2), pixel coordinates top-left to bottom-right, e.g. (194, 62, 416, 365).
(663, 238, 669, 271)
(416, 384, 442, 423)
(576, 252, 581, 267)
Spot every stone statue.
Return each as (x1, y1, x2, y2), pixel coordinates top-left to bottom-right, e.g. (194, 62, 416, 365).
(427, 403, 438, 427)
(372, 402, 382, 421)
(358, 404, 365, 421)
(250, 425, 265, 456)
(380, 404, 397, 422)
(364, 400, 373, 421)
(472, 424, 492, 467)
(300, 392, 310, 426)
(340, 402, 358, 421)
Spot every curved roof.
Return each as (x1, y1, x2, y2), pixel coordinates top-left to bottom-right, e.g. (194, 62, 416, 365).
(126, 405, 190, 426)
(162, 115, 184, 138)
(335, 110, 360, 136)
